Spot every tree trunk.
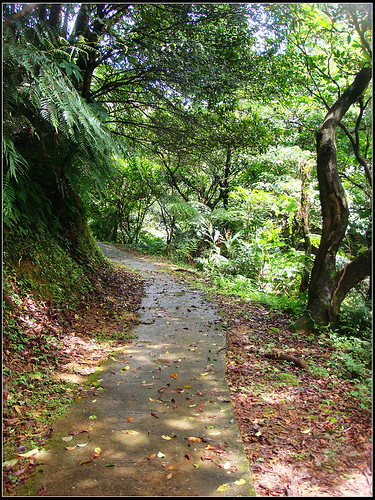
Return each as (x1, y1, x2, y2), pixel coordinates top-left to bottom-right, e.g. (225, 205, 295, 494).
(298, 159, 312, 292)
(71, 5, 106, 101)
(48, 4, 62, 28)
(329, 248, 372, 321)
(291, 66, 372, 332)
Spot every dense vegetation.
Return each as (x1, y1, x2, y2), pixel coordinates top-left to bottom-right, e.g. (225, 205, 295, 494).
(2, 3, 372, 492)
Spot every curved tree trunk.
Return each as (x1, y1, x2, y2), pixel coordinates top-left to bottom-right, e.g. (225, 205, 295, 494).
(292, 67, 372, 332)
(329, 248, 372, 320)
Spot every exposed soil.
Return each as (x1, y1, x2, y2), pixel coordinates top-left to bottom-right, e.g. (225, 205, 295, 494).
(3, 246, 372, 497)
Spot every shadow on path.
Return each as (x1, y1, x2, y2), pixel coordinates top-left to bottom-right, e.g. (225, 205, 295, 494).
(17, 243, 254, 496)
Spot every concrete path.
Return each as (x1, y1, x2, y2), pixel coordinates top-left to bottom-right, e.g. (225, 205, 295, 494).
(18, 243, 254, 496)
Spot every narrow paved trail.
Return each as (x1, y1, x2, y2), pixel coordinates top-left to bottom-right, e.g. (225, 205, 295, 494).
(19, 243, 254, 496)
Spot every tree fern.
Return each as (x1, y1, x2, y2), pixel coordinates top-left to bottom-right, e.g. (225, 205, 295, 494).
(3, 20, 124, 208)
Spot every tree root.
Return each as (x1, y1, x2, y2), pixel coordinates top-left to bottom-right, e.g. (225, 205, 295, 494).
(263, 351, 311, 372)
(227, 330, 311, 373)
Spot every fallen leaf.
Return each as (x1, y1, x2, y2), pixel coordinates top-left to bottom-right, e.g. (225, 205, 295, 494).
(187, 436, 201, 442)
(167, 473, 173, 480)
(126, 417, 133, 422)
(193, 463, 200, 468)
(105, 462, 116, 467)
(62, 436, 73, 442)
(151, 411, 159, 418)
(122, 430, 139, 435)
(17, 448, 39, 458)
(121, 365, 130, 372)
(65, 446, 77, 451)
(79, 459, 93, 465)
(148, 453, 156, 460)
(91, 447, 102, 458)
(170, 373, 178, 379)
(157, 451, 165, 458)
(217, 483, 229, 492)
(234, 478, 246, 485)
(77, 443, 88, 447)
(161, 435, 171, 440)
(89, 415, 97, 420)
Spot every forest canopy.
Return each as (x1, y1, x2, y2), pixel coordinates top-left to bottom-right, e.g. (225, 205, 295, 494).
(3, 3, 372, 334)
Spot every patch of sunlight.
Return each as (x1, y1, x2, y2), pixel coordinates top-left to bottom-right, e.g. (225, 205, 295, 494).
(163, 418, 194, 430)
(115, 430, 149, 447)
(76, 478, 99, 489)
(259, 390, 294, 404)
(55, 372, 88, 384)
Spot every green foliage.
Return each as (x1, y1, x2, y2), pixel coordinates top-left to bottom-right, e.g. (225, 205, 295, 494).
(3, 20, 122, 229)
(88, 154, 159, 244)
(133, 232, 167, 256)
(334, 294, 372, 341)
(325, 331, 372, 383)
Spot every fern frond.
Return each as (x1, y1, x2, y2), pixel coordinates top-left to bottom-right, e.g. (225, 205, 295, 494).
(2, 138, 29, 180)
